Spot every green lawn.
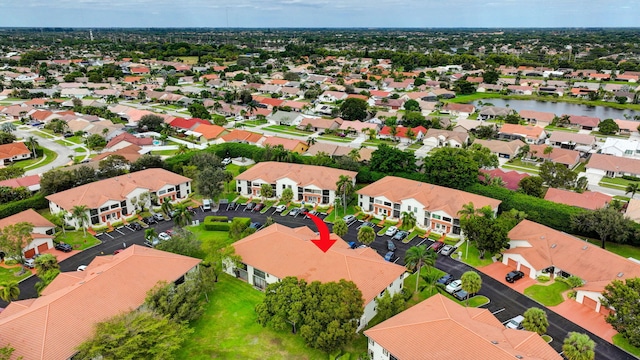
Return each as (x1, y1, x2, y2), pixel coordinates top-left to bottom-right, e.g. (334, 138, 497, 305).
(0, 265, 32, 283)
(524, 281, 570, 306)
(451, 241, 494, 267)
(467, 295, 490, 307)
(502, 164, 540, 174)
(176, 274, 330, 360)
(316, 135, 353, 143)
(544, 125, 579, 133)
(55, 231, 101, 250)
(263, 125, 313, 137)
(599, 176, 635, 189)
(187, 225, 233, 247)
(12, 147, 59, 170)
(446, 92, 503, 103)
(324, 204, 357, 223)
(584, 238, 640, 260)
(613, 334, 640, 357)
(151, 149, 178, 156)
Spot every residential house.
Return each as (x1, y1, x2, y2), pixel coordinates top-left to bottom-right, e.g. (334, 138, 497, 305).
(379, 126, 427, 144)
(92, 144, 143, 164)
(169, 117, 211, 133)
(0, 174, 41, 192)
(506, 85, 534, 95)
(479, 168, 529, 191)
(478, 106, 512, 120)
(498, 124, 547, 144)
(472, 139, 525, 159)
(600, 138, 640, 158)
(0, 246, 200, 360)
(365, 294, 561, 360)
(586, 153, 640, 178)
(261, 136, 309, 154)
(519, 110, 555, 127)
(476, 83, 503, 92)
(0, 142, 31, 166)
(266, 110, 304, 126)
(104, 133, 154, 152)
(625, 198, 640, 223)
(0, 209, 55, 259)
(319, 91, 348, 102)
(298, 117, 342, 132)
(568, 115, 600, 130)
(544, 188, 611, 210)
(46, 168, 191, 228)
(616, 74, 639, 83)
(452, 119, 494, 133)
(226, 224, 406, 329)
(338, 120, 379, 138)
(217, 129, 263, 145)
(441, 103, 475, 117)
(504, 220, 640, 314)
(528, 144, 581, 168)
(235, 162, 356, 205)
(548, 132, 597, 152)
(192, 123, 227, 143)
(422, 129, 469, 149)
(614, 119, 640, 135)
(357, 176, 501, 236)
(305, 143, 372, 161)
(374, 98, 405, 110)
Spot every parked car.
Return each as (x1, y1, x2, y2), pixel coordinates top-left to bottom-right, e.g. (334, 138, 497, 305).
(253, 203, 265, 212)
(436, 273, 454, 285)
(222, 157, 232, 166)
(505, 315, 525, 330)
(249, 222, 262, 229)
(202, 199, 212, 211)
(343, 215, 356, 224)
(158, 232, 171, 241)
(245, 202, 256, 211)
(55, 243, 73, 252)
(392, 230, 409, 241)
(506, 270, 525, 283)
(387, 240, 396, 251)
(24, 258, 35, 269)
(357, 221, 375, 230)
(429, 241, 445, 252)
(77, 265, 87, 272)
(153, 213, 165, 221)
(445, 279, 462, 294)
(440, 244, 455, 256)
(186, 206, 197, 215)
(307, 210, 318, 217)
(144, 238, 160, 248)
(165, 229, 175, 237)
(453, 289, 471, 301)
(289, 207, 301, 216)
(129, 222, 143, 231)
(300, 208, 309, 217)
(143, 216, 156, 225)
(275, 204, 287, 213)
(384, 251, 395, 262)
(385, 226, 398, 237)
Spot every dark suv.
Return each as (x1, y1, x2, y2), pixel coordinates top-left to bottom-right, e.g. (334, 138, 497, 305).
(55, 243, 73, 252)
(506, 270, 525, 283)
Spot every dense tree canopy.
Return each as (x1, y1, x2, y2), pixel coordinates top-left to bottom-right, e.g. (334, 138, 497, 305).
(339, 98, 368, 121)
(602, 278, 640, 347)
(370, 144, 417, 174)
(423, 147, 480, 189)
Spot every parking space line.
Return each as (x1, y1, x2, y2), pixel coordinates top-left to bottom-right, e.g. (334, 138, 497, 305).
(417, 238, 428, 246)
(103, 232, 114, 239)
(115, 228, 125, 235)
(492, 308, 505, 315)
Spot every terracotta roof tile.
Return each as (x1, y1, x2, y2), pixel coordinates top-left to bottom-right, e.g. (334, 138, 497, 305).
(543, 188, 611, 210)
(0, 142, 31, 160)
(236, 162, 356, 191)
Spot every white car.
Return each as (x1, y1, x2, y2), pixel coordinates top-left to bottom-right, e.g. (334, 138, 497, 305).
(385, 226, 398, 237)
(505, 315, 525, 330)
(77, 265, 87, 272)
(222, 157, 232, 166)
(158, 232, 172, 241)
(275, 204, 287, 213)
(445, 279, 462, 294)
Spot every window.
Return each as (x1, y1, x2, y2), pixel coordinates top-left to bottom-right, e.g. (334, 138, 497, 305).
(110, 203, 119, 209)
(254, 269, 266, 279)
(100, 206, 109, 212)
(383, 349, 389, 356)
(158, 189, 166, 195)
(432, 214, 441, 220)
(368, 338, 374, 346)
(408, 206, 412, 212)
(167, 187, 174, 193)
(442, 216, 452, 222)
(384, 201, 391, 207)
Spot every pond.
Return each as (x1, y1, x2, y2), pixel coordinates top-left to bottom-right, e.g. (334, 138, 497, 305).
(471, 99, 640, 120)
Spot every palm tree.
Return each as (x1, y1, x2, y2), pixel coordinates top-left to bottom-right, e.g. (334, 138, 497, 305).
(106, 95, 118, 104)
(145, 228, 158, 243)
(400, 211, 417, 230)
(246, 100, 258, 116)
(460, 271, 482, 305)
(55, 209, 68, 234)
(357, 226, 376, 245)
(176, 144, 189, 155)
(522, 307, 549, 335)
(348, 148, 361, 162)
(306, 136, 316, 146)
(626, 182, 640, 199)
(335, 175, 354, 216)
(404, 245, 437, 293)
(160, 198, 174, 218)
(172, 204, 193, 228)
(71, 205, 89, 236)
(0, 281, 20, 303)
(27, 136, 38, 158)
(562, 332, 595, 360)
(457, 202, 477, 222)
(34, 254, 59, 275)
(389, 125, 398, 141)
(543, 146, 554, 161)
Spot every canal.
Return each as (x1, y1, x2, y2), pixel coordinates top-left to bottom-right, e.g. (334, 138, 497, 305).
(471, 99, 640, 119)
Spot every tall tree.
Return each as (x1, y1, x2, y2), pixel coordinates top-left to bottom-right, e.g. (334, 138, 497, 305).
(332, 219, 348, 238)
(281, 187, 294, 204)
(404, 245, 437, 293)
(27, 136, 38, 158)
(626, 182, 640, 199)
(370, 144, 417, 174)
(0, 281, 19, 303)
(522, 307, 549, 335)
(0, 222, 33, 267)
(75, 310, 191, 360)
(256, 277, 308, 334)
(357, 226, 376, 245)
(601, 278, 640, 346)
(339, 98, 368, 121)
(260, 183, 274, 201)
(160, 198, 174, 218)
(571, 207, 630, 249)
(170, 204, 193, 228)
(400, 211, 417, 230)
(195, 167, 227, 203)
(424, 147, 480, 189)
(517, 176, 546, 198)
(71, 205, 89, 236)
(138, 114, 165, 132)
(144, 278, 204, 323)
(335, 175, 354, 215)
(538, 161, 578, 189)
(374, 291, 405, 322)
(460, 271, 482, 305)
(562, 332, 596, 360)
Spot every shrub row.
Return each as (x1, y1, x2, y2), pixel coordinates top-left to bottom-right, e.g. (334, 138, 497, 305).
(232, 217, 252, 230)
(0, 193, 48, 219)
(204, 215, 229, 223)
(204, 222, 230, 231)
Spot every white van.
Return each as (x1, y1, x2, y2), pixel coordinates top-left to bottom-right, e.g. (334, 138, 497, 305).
(202, 199, 212, 211)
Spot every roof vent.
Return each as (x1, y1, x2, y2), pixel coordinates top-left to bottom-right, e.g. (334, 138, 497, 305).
(540, 236, 545, 240)
(515, 356, 524, 359)
(618, 272, 624, 277)
(551, 244, 556, 248)
(582, 245, 588, 250)
(491, 340, 499, 345)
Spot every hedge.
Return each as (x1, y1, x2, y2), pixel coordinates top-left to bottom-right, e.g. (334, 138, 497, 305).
(465, 183, 589, 235)
(204, 215, 229, 223)
(232, 217, 252, 230)
(0, 193, 49, 218)
(204, 222, 231, 231)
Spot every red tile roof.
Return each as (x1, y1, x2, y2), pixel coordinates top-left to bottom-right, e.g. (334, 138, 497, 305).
(0, 209, 53, 229)
(0, 142, 31, 160)
(237, 162, 356, 191)
(105, 133, 154, 149)
(379, 125, 427, 138)
(479, 168, 529, 191)
(543, 188, 611, 210)
(0, 174, 41, 189)
(0, 246, 200, 360)
(259, 97, 285, 107)
(169, 117, 211, 130)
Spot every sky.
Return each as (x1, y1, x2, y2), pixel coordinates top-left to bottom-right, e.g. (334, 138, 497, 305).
(2, 0, 638, 28)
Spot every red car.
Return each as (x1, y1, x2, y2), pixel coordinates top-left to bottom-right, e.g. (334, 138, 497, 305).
(113, 249, 124, 255)
(253, 203, 265, 212)
(429, 241, 445, 252)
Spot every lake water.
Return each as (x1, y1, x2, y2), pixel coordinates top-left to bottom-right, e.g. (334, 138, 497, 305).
(470, 99, 640, 120)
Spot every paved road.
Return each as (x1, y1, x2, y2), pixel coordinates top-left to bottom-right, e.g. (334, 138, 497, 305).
(14, 128, 76, 176)
(9, 205, 635, 360)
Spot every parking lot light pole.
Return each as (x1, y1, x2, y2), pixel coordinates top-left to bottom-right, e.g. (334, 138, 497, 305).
(465, 237, 469, 260)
